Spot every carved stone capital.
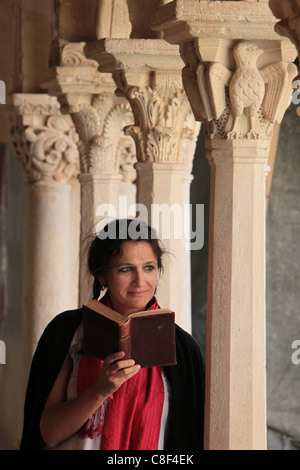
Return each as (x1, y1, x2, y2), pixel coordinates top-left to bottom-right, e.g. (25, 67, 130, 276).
(153, 1, 297, 143)
(41, 41, 136, 177)
(41, 41, 115, 111)
(69, 93, 133, 174)
(188, 40, 297, 141)
(85, 38, 198, 163)
(10, 94, 80, 183)
(120, 79, 194, 163)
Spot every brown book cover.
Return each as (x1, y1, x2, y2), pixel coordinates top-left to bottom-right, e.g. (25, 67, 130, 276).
(82, 300, 177, 368)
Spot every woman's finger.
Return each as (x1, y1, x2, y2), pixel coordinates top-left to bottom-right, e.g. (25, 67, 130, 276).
(103, 351, 125, 365)
(103, 352, 139, 374)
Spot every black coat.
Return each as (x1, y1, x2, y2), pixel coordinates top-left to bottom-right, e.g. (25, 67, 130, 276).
(20, 308, 205, 450)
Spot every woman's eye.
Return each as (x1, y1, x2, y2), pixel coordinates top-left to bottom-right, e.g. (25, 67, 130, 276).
(119, 266, 132, 273)
(119, 265, 156, 273)
(145, 265, 155, 271)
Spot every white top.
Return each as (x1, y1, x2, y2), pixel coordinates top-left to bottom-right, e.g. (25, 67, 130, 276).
(44, 324, 170, 450)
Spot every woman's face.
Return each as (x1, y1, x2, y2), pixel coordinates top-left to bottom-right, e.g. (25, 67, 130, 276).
(104, 240, 158, 316)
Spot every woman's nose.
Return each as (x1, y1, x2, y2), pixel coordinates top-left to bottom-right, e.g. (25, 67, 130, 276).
(132, 269, 143, 286)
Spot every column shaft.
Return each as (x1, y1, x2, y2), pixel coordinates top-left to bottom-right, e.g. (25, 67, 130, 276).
(78, 172, 122, 305)
(205, 140, 268, 449)
(22, 181, 72, 374)
(136, 161, 189, 328)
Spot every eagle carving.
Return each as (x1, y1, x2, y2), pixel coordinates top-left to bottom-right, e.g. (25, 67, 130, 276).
(197, 41, 297, 139)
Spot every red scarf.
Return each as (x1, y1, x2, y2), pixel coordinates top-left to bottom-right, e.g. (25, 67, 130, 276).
(77, 294, 165, 450)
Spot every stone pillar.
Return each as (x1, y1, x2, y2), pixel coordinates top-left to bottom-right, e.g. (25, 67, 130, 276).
(205, 139, 270, 450)
(10, 93, 80, 378)
(42, 42, 135, 305)
(153, 0, 297, 449)
(85, 38, 200, 329)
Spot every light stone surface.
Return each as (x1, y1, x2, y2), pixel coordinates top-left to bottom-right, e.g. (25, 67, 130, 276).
(0, 0, 299, 451)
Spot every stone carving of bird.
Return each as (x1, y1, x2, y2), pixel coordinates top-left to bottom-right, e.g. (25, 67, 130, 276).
(196, 40, 297, 139)
(228, 42, 264, 139)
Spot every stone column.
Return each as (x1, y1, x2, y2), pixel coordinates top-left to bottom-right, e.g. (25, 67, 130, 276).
(153, 0, 297, 449)
(10, 93, 80, 378)
(85, 38, 200, 329)
(42, 42, 135, 305)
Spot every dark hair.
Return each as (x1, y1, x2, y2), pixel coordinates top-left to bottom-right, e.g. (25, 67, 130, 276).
(87, 219, 165, 300)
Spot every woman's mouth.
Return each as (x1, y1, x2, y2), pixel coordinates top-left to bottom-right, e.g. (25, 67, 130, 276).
(128, 290, 147, 296)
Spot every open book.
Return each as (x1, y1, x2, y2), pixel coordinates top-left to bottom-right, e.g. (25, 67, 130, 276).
(82, 300, 177, 368)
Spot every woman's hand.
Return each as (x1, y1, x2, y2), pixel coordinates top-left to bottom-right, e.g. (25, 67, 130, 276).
(94, 351, 141, 398)
(40, 353, 140, 447)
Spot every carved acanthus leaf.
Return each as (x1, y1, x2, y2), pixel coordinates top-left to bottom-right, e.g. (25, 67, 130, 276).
(166, 88, 192, 129)
(146, 126, 178, 162)
(124, 125, 146, 162)
(127, 86, 163, 130)
(103, 102, 132, 141)
(121, 78, 194, 162)
(71, 95, 134, 174)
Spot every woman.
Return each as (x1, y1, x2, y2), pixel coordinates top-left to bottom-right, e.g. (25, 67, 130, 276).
(20, 219, 205, 450)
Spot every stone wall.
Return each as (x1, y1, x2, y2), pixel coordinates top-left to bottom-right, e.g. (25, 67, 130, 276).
(266, 103, 300, 450)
